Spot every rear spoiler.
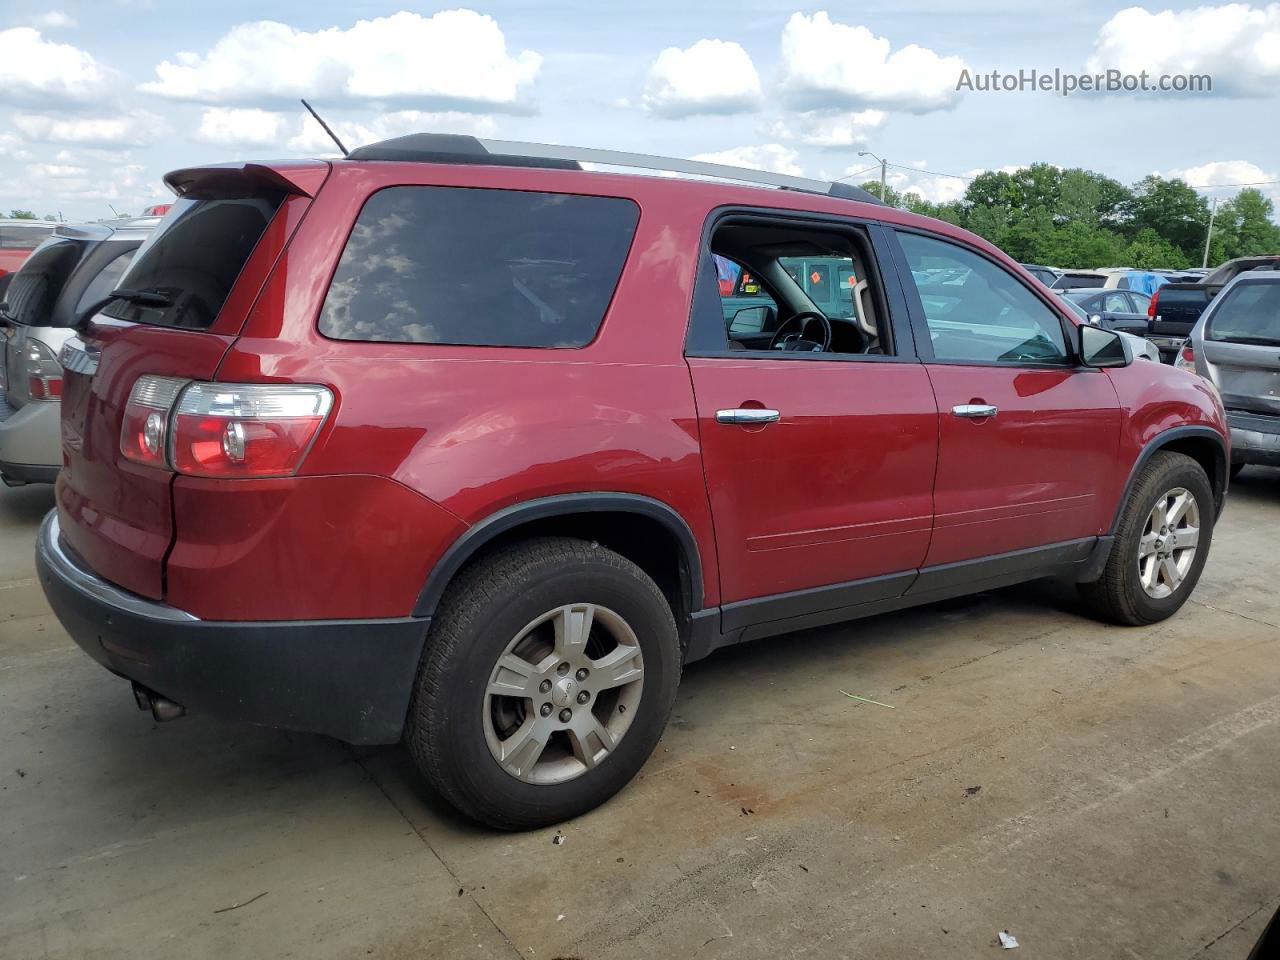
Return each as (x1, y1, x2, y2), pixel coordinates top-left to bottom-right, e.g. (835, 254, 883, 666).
(164, 161, 330, 200)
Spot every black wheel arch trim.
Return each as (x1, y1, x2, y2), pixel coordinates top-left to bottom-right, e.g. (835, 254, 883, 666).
(412, 493, 706, 618)
(1109, 425, 1229, 534)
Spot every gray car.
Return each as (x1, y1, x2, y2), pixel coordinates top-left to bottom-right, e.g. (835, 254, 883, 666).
(1180, 272, 1280, 474)
(0, 217, 158, 484)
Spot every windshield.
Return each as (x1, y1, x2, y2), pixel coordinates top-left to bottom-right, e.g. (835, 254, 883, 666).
(1207, 283, 1280, 344)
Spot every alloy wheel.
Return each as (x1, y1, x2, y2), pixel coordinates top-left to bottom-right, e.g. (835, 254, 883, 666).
(1137, 486, 1200, 600)
(483, 603, 645, 784)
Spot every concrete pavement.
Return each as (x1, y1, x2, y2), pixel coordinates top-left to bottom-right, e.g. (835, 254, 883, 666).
(2, 472, 1278, 959)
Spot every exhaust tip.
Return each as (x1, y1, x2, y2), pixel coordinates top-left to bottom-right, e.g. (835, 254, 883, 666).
(149, 696, 185, 723)
(132, 682, 185, 722)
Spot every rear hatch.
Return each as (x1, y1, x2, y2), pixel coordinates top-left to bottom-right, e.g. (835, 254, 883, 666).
(1150, 285, 1213, 337)
(1201, 280, 1280, 416)
(1, 236, 88, 411)
(56, 163, 327, 599)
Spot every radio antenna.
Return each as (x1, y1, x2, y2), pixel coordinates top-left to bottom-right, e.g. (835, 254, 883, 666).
(300, 99, 349, 157)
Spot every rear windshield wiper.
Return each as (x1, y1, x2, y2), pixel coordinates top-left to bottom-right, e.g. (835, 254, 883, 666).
(110, 288, 173, 307)
(75, 288, 173, 330)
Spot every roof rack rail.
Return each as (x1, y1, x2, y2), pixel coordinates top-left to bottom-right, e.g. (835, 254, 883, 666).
(346, 134, 885, 205)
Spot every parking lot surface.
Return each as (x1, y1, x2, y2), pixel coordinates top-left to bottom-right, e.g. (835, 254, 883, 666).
(2, 475, 1278, 959)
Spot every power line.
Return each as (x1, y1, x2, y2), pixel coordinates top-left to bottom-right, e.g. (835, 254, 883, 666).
(834, 164, 881, 183)
(1187, 178, 1280, 188)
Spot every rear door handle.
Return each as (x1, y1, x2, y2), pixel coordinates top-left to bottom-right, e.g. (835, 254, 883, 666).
(952, 404, 998, 419)
(716, 408, 780, 425)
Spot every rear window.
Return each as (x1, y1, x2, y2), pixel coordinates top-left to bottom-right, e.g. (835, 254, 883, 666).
(1207, 283, 1280, 343)
(1158, 288, 1210, 306)
(0, 238, 85, 326)
(0, 223, 54, 250)
(103, 195, 283, 329)
(318, 186, 639, 348)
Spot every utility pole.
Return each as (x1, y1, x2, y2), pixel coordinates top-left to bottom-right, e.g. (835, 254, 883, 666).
(1202, 196, 1219, 269)
(858, 150, 888, 204)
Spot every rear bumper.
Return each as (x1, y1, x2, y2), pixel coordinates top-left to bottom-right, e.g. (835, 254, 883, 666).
(36, 511, 429, 744)
(1228, 411, 1280, 467)
(0, 392, 61, 482)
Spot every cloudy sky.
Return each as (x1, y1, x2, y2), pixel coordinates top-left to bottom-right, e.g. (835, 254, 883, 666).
(2, 1, 1278, 221)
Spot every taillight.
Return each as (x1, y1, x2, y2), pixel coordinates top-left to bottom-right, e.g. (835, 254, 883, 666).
(121, 375, 187, 466)
(168, 383, 333, 478)
(20, 338, 64, 401)
(119, 377, 334, 477)
(1175, 341, 1196, 372)
(1147, 289, 1160, 318)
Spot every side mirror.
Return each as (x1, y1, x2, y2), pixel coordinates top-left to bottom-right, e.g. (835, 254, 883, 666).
(1079, 323, 1132, 368)
(1087, 314, 1102, 326)
(729, 305, 776, 333)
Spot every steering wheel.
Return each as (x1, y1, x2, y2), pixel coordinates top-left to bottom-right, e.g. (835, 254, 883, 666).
(769, 310, 832, 352)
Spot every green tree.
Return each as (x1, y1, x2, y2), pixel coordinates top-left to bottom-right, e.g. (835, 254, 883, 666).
(1124, 228, 1192, 269)
(1041, 221, 1127, 269)
(1122, 175, 1209, 257)
(1221, 189, 1280, 257)
(8, 209, 37, 219)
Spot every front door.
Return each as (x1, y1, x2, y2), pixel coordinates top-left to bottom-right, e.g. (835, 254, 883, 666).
(894, 230, 1121, 568)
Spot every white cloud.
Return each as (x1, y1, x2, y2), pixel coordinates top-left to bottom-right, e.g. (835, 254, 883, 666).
(28, 162, 89, 179)
(690, 144, 803, 177)
(287, 110, 497, 155)
(778, 12, 967, 113)
(195, 107, 289, 147)
(1088, 4, 1280, 96)
(764, 108, 886, 148)
(0, 27, 113, 105)
(1163, 159, 1280, 203)
(27, 12, 76, 29)
(141, 10, 541, 111)
(13, 110, 164, 147)
(642, 39, 762, 117)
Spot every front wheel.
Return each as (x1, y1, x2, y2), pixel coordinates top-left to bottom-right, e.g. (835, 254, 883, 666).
(404, 537, 681, 830)
(1079, 451, 1214, 625)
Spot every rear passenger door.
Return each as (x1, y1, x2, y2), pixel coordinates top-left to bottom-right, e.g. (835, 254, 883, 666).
(686, 216, 938, 617)
(893, 230, 1121, 570)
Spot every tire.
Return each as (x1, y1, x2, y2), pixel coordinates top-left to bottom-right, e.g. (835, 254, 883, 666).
(1079, 451, 1214, 625)
(404, 537, 681, 830)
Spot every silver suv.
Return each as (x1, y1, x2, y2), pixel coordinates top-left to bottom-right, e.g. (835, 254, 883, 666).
(0, 218, 158, 485)
(1179, 272, 1280, 474)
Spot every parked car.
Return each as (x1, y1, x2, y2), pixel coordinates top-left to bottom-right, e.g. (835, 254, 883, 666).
(0, 217, 158, 484)
(1020, 263, 1061, 287)
(1146, 283, 1218, 362)
(1179, 272, 1280, 474)
(1050, 270, 1108, 290)
(0, 218, 58, 298)
(1061, 288, 1151, 336)
(37, 137, 1229, 829)
(1202, 255, 1280, 286)
(1055, 295, 1161, 362)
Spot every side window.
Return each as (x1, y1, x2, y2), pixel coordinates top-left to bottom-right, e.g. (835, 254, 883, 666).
(319, 187, 639, 348)
(715, 255, 779, 334)
(899, 232, 1070, 365)
(1125, 292, 1150, 314)
(1103, 292, 1130, 314)
(75, 250, 135, 316)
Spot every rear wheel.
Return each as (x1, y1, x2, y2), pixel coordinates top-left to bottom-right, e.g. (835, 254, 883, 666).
(1079, 451, 1214, 625)
(404, 537, 681, 829)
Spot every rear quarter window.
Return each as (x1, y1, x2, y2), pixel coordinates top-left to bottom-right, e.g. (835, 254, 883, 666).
(318, 186, 639, 348)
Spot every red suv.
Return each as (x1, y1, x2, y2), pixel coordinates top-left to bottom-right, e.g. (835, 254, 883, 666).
(37, 135, 1229, 829)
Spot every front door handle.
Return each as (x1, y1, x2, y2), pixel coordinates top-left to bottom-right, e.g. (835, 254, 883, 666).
(952, 404, 998, 419)
(716, 408, 781, 425)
